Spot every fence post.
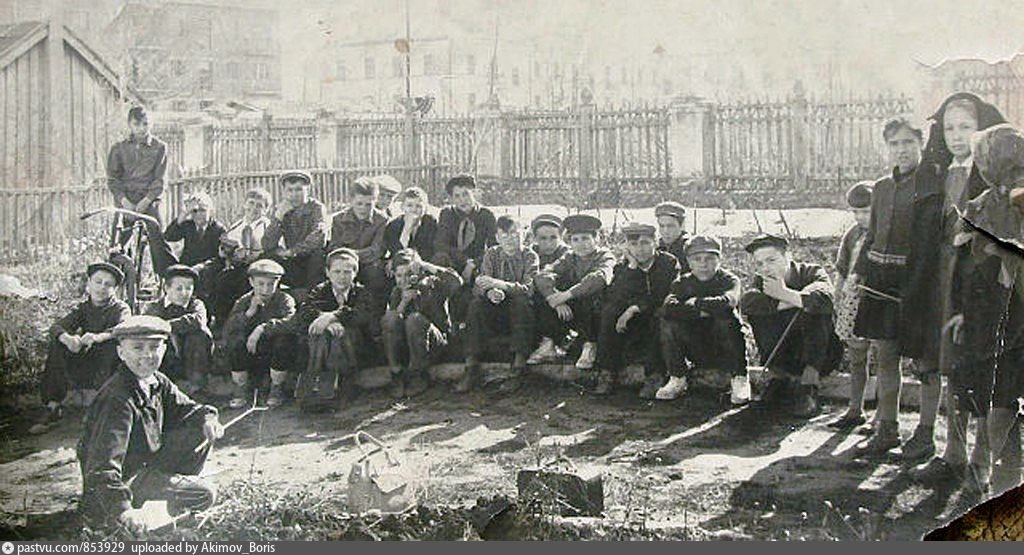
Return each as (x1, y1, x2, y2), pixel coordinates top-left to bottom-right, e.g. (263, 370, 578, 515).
(667, 95, 714, 179)
(404, 110, 419, 169)
(789, 81, 810, 192)
(261, 113, 273, 170)
(578, 100, 595, 209)
(315, 110, 338, 169)
(472, 106, 503, 179)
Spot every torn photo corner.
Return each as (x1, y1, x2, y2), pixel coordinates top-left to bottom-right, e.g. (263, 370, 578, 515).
(955, 206, 1024, 258)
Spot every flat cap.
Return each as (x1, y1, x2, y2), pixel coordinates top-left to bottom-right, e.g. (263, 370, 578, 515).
(325, 247, 360, 265)
(445, 174, 477, 195)
(279, 170, 313, 186)
(247, 259, 285, 277)
(164, 264, 200, 282)
(744, 233, 789, 254)
(685, 235, 723, 257)
(563, 214, 602, 235)
(374, 174, 403, 194)
(654, 201, 687, 222)
(621, 222, 657, 238)
(87, 262, 125, 285)
(113, 315, 171, 340)
(846, 181, 874, 208)
(531, 214, 564, 232)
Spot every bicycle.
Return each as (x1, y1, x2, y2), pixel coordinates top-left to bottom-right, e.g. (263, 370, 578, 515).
(80, 206, 162, 313)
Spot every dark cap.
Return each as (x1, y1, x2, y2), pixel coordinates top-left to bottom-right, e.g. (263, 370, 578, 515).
(325, 247, 360, 266)
(685, 235, 723, 257)
(113, 315, 170, 340)
(846, 181, 874, 208)
(744, 233, 789, 254)
(621, 222, 657, 238)
(87, 262, 125, 285)
(531, 214, 564, 233)
(654, 201, 687, 223)
(164, 264, 199, 282)
(247, 259, 286, 278)
(279, 170, 313, 187)
(563, 214, 602, 236)
(445, 174, 477, 195)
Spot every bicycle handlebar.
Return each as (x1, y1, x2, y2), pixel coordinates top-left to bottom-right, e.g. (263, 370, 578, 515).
(80, 206, 160, 226)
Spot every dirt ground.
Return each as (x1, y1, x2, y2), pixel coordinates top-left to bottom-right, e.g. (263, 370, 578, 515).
(0, 371, 983, 541)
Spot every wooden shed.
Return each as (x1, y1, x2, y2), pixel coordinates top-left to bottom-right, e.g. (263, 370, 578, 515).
(0, 19, 139, 256)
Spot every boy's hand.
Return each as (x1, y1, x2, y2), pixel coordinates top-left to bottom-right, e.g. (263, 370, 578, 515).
(246, 296, 264, 317)
(326, 322, 345, 337)
(118, 508, 149, 535)
(476, 275, 497, 290)
(308, 313, 335, 335)
(555, 304, 574, 322)
(486, 288, 506, 304)
(245, 325, 264, 354)
(60, 333, 83, 353)
(119, 198, 135, 211)
(946, 313, 965, 345)
(624, 250, 639, 270)
(79, 333, 99, 349)
(615, 305, 640, 333)
(202, 414, 224, 443)
(546, 290, 571, 308)
(461, 260, 477, 284)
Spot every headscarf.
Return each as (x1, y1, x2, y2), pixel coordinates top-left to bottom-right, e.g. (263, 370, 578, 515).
(921, 92, 1008, 170)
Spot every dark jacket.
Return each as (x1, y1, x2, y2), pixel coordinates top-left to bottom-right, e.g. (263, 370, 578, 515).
(143, 298, 212, 339)
(387, 268, 463, 335)
(663, 268, 743, 324)
(327, 207, 388, 265)
(50, 297, 131, 340)
(898, 161, 947, 358)
(535, 248, 617, 300)
(77, 367, 217, 519)
(195, 257, 250, 331)
(474, 245, 539, 298)
(604, 251, 680, 317)
(264, 200, 327, 257)
(292, 281, 383, 339)
(740, 261, 834, 316)
(433, 205, 497, 271)
(164, 219, 228, 267)
(384, 214, 438, 261)
(659, 233, 691, 275)
(853, 168, 917, 273)
(222, 290, 297, 341)
(533, 242, 569, 270)
(106, 134, 168, 205)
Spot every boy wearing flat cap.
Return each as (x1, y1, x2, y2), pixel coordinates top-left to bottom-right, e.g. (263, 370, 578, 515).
(463, 216, 539, 395)
(77, 315, 223, 534)
(144, 265, 213, 394)
(30, 263, 131, 435)
(654, 201, 691, 274)
(659, 235, 747, 402)
(594, 222, 680, 396)
(829, 181, 875, 430)
(290, 248, 385, 406)
(327, 176, 389, 297)
(381, 248, 463, 397)
(263, 171, 327, 302)
(221, 259, 296, 409)
(533, 214, 617, 371)
(740, 234, 843, 417)
(526, 214, 571, 362)
(373, 174, 404, 218)
(433, 174, 497, 323)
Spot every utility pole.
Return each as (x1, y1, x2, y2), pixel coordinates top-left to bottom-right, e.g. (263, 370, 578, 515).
(404, 0, 411, 107)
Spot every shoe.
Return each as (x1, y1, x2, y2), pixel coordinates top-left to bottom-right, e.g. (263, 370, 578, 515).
(911, 457, 965, 485)
(638, 376, 665, 400)
(405, 372, 428, 397)
(655, 376, 688, 401)
(28, 405, 63, 435)
(827, 413, 867, 430)
(527, 338, 558, 364)
(792, 385, 820, 417)
(730, 375, 751, 405)
(854, 421, 901, 459)
(900, 426, 936, 464)
(593, 370, 614, 396)
(575, 342, 597, 370)
(266, 383, 286, 408)
(229, 373, 249, 409)
(454, 363, 480, 393)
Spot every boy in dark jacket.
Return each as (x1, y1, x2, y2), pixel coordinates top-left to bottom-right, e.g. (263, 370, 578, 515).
(327, 177, 389, 296)
(532, 215, 617, 373)
(30, 263, 132, 435)
(594, 222, 680, 396)
(659, 235, 746, 402)
(196, 235, 251, 335)
(655, 201, 691, 274)
(263, 171, 327, 302)
(526, 214, 570, 362)
(381, 249, 463, 398)
(106, 107, 167, 228)
(290, 248, 385, 405)
(433, 174, 497, 324)
(143, 265, 213, 394)
(77, 316, 223, 533)
(221, 260, 296, 409)
(463, 216, 539, 395)
(740, 234, 842, 417)
(164, 192, 227, 267)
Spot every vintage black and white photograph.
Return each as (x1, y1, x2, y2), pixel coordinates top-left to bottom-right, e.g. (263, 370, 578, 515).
(1, 0, 1024, 542)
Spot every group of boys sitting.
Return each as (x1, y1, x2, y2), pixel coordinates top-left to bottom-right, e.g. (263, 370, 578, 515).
(31, 171, 844, 432)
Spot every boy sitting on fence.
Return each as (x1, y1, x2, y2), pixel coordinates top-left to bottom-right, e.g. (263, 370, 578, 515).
(164, 192, 227, 267)
(463, 216, 539, 395)
(263, 171, 327, 303)
(291, 248, 385, 407)
(327, 177, 389, 296)
(221, 259, 296, 409)
(381, 249, 463, 398)
(532, 215, 617, 373)
(143, 265, 213, 395)
(594, 222, 680, 397)
(29, 263, 132, 435)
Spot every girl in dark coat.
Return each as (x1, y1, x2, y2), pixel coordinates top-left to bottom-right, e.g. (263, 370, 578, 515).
(384, 186, 438, 262)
